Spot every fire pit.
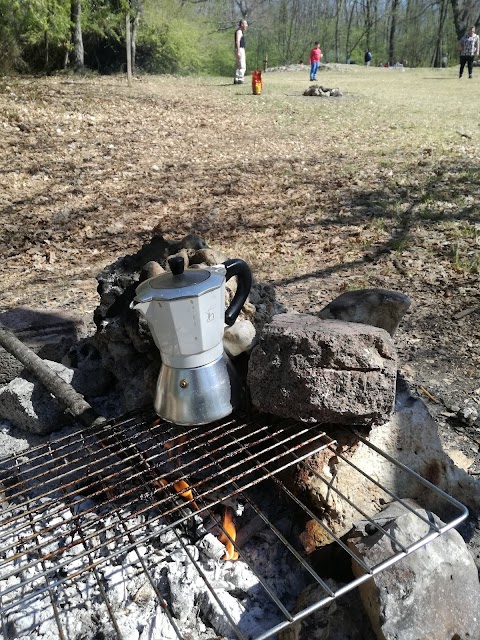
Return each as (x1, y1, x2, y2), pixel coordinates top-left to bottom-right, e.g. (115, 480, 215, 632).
(0, 409, 467, 640)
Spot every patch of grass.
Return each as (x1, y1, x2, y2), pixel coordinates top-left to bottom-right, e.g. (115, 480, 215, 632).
(390, 235, 412, 251)
(452, 223, 480, 240)
(451, 244, 480, 273)
(369, 217, 388, 232)
(3, 108, 21, 123)
(343, 280, 371, 291)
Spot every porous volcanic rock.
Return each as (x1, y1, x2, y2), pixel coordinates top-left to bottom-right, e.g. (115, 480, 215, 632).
(247, 313, 397, 425)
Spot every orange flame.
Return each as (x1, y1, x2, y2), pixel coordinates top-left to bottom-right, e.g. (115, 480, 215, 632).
(172, 479, 199, 510)
(218, 506, 238, 561)
(164, 434, 187, 458)
(155, 477, 198, 510)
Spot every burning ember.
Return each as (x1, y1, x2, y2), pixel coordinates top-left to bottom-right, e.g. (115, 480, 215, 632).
(156, 477, 199, 512)
(218, 506, 238, 561)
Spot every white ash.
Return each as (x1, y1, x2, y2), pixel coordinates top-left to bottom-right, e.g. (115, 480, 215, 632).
(0, 441, 311, 640)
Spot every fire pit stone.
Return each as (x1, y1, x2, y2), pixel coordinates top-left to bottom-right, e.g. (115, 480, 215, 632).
(0, 360, 76, 434)
(349, 499, 480, 640)
(247, 312, 397, 425)
(318, 288, 411, 337)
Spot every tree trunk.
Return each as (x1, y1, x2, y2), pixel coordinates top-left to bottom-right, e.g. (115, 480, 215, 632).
(388, 0, 399, 65)
(345, 0, 357, 63)
(126, 12, 133, 86)
(433, 0, 448, 67)
(44, 29, 49, 73)
(335, 0, 344, 61)
(365, 0, 372, 49)
(72, 0, 84, 71)
(131, 1, 143, 75)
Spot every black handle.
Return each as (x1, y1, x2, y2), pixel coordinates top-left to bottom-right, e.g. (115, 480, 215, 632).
(223, 259, 252, 326)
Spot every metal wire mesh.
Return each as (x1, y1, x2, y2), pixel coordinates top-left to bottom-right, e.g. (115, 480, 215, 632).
(0, 409, 468, 640)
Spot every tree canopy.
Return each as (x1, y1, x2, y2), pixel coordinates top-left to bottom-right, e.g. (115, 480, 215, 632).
(0, 0, 478, 74)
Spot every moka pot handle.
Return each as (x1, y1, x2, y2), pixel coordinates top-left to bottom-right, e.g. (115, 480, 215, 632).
(223, 259, 252, 326)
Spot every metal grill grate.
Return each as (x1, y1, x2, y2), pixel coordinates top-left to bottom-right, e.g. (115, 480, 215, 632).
(0, 410, 468, 640)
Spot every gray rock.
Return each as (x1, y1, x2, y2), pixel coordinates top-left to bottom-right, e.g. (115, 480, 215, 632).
(247, 313, 397, 425)
(318, 289, 411, 337)
(349, 500, 480, 640)
(0, 307, 90, 384)
(291, 390, 480, 552)
(0, 360, 74, 434)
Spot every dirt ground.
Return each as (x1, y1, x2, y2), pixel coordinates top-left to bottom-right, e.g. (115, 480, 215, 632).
(0, 70, 479, 472)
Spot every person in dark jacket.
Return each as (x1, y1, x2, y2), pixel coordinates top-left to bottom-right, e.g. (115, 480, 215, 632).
(364, 50, 372, 66)
(458, 26, 479, 79)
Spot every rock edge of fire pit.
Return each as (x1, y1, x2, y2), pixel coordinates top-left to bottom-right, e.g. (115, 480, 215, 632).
(247, 312, 397, 426)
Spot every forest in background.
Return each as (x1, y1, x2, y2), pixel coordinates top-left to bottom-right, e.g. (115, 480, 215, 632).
(0, 0, 479, 76)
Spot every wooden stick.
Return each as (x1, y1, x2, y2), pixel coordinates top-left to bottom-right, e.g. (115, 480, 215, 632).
(0, 324, 101, 428)
(235, 514, 267, 548)
(418, 385, 439, 403)
(453, 306, 479, 320)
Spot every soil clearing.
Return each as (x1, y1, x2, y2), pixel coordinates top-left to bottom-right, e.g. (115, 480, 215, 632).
(0, 67, 479, 470)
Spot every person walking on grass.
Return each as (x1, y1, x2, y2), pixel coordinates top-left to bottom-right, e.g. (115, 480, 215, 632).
(234, 19, 248, 85)
(309, 42, 322, 81)
(458, 26, 479, 79)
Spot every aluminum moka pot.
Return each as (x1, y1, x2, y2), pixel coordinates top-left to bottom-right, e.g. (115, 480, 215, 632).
(131, 256, 252, 426)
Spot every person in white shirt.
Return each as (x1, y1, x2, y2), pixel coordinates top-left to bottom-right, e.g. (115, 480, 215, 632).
(234, 20, 248, 85)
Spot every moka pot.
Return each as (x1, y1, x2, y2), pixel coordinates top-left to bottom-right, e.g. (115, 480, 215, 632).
(130, 256, 252, 426)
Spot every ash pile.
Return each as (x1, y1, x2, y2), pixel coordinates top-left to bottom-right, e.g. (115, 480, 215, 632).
(0, 423, 310, 640)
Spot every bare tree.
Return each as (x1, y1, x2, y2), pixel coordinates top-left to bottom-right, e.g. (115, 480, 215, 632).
(126, 9, 132, 85)
(131, 0, 144, 72)
(72, 0, 84, 70)
(388, 0, 400, 64)
(450, 0, 480, 39)
(432, 0, 448, 66)
(335, 0, 344, 61)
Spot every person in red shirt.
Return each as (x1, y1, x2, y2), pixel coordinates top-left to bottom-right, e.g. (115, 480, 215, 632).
(309, 42, 322, 81)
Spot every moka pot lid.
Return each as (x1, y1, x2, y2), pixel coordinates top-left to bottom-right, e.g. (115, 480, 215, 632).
(133, 256, 226, 303)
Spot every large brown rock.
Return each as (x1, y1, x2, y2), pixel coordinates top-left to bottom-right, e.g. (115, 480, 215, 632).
(247, 313, 397, 425)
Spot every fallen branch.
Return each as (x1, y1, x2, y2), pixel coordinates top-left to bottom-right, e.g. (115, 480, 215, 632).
(453, 306, 479, 321)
